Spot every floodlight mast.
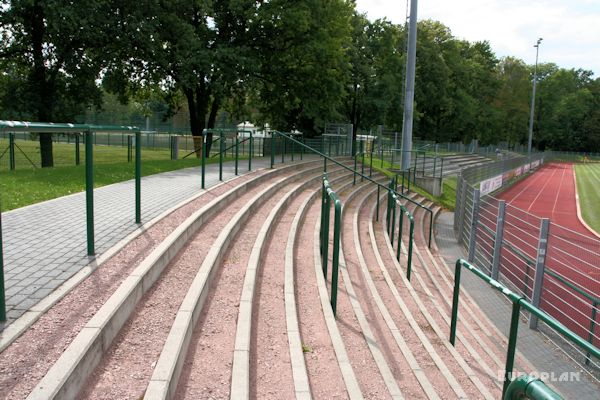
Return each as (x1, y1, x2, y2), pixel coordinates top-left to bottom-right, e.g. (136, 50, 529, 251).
(400, 0, 418, 172)
(527, 37, 543, 159)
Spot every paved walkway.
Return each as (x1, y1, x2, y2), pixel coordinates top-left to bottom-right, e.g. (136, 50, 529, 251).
(435, 211, 599, 399)
(1, 157, 284, 326)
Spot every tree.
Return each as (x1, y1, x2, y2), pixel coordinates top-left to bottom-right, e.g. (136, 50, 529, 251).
(0, 0, 109, 166)
(251, 0, 353, 136)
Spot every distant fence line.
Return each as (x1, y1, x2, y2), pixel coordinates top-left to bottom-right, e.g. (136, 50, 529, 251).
(454, 153, 600, 375)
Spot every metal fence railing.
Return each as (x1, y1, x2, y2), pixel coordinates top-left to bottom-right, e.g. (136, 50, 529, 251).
(454, 153, 600, 380)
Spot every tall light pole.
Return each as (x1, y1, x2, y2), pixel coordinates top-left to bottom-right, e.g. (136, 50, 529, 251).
(527, 38, 543, 158)
(401, 0, 418, 171)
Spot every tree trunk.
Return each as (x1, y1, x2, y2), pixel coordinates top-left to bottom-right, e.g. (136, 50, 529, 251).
(205, 95, 221, 156)
(31, 0, 54, 167)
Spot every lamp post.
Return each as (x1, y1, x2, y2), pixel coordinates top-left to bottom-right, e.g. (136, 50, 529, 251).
(527, 38, 543, 159)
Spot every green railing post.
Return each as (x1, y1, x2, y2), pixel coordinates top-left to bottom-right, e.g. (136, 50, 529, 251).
(270, 135, 275, 168)
(503, 299, 523, 397)
(406, 215, 414, 281)
(291, 137, 294, 161)
(397, 208, 404, 261)
(376, 185, 380, 222)
(361, 143, 365, 182)
(0, 201, 6, 322)
(85, 130, 95, 256)
(322, 194, 330, 278)
(235, 136, 239, 175)
(300, 136, 304, 160)
(201, 133, 206, 189)
(320, 177, 326, 255)
(127, 135, 132, 162)
(282, 134, 285, 164)
(219, 131, 224, 181)
(390, 198, 397, 244)
(75, 134, 80, 166)
(353, 153, 357, 185)
(324, 156, 327, 172)
(428, 211, 433, 248)
(249, 132, 253, 171)
(586, 301, 598, 365)
(369, 144, 374, 177)
(331, 197, 341, 315)
(135, 130, 141, 224)
(9, 132, 15, 170)
(449, 259, 462, 346)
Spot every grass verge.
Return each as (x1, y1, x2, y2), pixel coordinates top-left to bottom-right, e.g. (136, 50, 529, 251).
(0, 140, 243, 211)
(368, 156, 457, 211)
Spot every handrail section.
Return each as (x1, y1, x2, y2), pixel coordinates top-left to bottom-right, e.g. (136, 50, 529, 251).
(320, 174, 342, 316)
(504, 374, 561, 400)
(271, 131, 434, 248)
(449, 258, 600, 397)
(0, 120, 143, 322)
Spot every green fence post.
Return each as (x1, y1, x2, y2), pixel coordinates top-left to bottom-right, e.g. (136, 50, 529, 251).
(331, 198, 341, 316)
(300, 136, 304, 160)
(85, 130, 95, 256)
(586, 301, 598, 365)
(219, 131, 224, 181)
(324, 157, 327, 172)
(135, 130, 141, 224)
(201, 132, 206, 189)
(503, 300, 523, 397)
(397, 208, 404, 261)
(235, 136, 239, 176)
(9, 132, 15, 170)
(0, 201, 5, 321)
(75, 134, 80, 165)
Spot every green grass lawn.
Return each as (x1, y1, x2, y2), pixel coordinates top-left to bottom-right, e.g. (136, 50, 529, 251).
(368, 156, 457, 211)
(0, 139, 242, 211)
(575, 163, 600, 232)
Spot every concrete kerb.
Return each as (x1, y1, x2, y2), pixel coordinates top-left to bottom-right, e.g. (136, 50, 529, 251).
(230, 169, 347, 399)
(144, 165, 328, 400)
(312, 206, 364, 400)
(338, 182, 404, 399)
(26, 161, 317, 400)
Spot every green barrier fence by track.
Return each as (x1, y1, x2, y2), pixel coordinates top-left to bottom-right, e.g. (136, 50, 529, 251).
(449, 258, 600, 398)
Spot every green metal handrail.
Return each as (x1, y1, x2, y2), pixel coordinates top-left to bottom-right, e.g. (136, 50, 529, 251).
(397, 202, 415, 281)
(449, 259, 600, 397)
(320, 174, 342, 316)
(0, 120, 143, 322)
(200, 128, 254, 188)
(272, 131, 434, 247)
(504, 374, 562, 400)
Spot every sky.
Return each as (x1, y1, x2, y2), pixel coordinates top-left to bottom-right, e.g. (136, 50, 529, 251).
(354, 0, 600, 77)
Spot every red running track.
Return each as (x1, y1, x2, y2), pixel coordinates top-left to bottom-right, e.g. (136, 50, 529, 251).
(496, 163, 600, 348)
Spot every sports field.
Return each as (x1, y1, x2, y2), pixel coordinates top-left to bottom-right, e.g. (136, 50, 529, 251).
(574, 162, 600, 234)
(493, 163, 599, 347)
